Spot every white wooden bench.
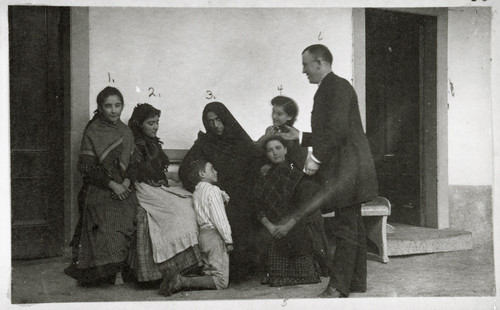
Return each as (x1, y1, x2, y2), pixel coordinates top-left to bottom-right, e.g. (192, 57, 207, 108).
(322, 197, 391, 263)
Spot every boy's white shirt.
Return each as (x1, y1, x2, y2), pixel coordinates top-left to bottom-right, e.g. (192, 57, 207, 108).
(192, 181, 233, 245)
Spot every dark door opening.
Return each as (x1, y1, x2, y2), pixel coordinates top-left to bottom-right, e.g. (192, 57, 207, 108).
(366, 9, 437, 226)
(10, 6, 70, 259)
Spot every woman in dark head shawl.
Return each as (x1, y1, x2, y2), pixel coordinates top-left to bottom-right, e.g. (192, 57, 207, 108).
(179, 102, 265, 282)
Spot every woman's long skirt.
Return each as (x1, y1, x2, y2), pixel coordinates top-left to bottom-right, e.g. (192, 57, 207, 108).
(128, 206, 202, 282)
(267, 242, 321, 287)
(64, 184, 138, 284)
(264, 210, 330, 287)
(127, 183, 202, 282)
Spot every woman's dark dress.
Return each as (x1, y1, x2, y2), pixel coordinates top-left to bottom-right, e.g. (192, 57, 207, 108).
(179, 102, 265, 281)
(254, 160, 330, 286)
(64, 117, 138, 284)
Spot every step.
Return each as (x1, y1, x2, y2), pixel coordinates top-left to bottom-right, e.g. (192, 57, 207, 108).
(387, 223, 473, 256)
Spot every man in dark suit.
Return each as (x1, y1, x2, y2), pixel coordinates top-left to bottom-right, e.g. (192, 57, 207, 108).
(274, 44, 378, 298)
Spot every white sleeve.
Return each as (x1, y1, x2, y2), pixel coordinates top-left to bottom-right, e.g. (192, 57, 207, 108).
(207, 187, 233, 244)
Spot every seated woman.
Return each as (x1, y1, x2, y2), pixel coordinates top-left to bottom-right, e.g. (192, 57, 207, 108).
(253, 135, 330, 287)
(65, 86, 138, 286)
(178, 102, 265, 282)
(127, 103, 202, 286)
(255, 96, 307, 170)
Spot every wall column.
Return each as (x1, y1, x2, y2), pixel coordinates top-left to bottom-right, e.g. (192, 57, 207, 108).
(64, 7, 90, 247)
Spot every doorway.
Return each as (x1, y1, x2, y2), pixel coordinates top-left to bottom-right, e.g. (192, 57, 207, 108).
(10, 6, 70, 258)
(365, 9, 437, 226)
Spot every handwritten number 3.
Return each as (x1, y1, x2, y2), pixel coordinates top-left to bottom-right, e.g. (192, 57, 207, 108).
(206, 90, 216, 100)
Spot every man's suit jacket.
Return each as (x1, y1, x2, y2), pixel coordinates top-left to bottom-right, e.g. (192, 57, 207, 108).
(303, 72, 378, 211)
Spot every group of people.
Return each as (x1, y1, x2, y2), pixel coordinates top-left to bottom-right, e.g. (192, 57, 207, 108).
(64, 44, 378, 299)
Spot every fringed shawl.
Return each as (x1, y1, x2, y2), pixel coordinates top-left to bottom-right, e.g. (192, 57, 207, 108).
(79, 116, 136, 183)
(133, 133, 170, 183)
(253, 161, 303, 222)
(253, 160, 313, 257)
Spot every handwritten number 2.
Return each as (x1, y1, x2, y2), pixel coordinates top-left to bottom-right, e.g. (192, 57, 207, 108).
(149, 87, 156, 97)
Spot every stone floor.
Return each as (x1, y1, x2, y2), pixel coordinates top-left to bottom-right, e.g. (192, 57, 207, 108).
(7, 245, 497, 309)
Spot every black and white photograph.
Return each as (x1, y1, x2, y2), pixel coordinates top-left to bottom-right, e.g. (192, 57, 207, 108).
(2, 0, 499, 309)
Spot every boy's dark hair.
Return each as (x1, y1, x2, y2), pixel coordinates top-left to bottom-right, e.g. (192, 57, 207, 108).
(187, 159, 208, 186)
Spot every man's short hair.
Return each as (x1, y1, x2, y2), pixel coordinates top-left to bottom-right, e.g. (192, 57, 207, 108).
(187, 159, 208, 186)
(303, 44, 333, 65)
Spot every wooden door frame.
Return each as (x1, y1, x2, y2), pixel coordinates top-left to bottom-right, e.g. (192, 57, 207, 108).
(353, 8, 449, 229)
(64, 7, 90, 248)
(10, 6, 70, 258)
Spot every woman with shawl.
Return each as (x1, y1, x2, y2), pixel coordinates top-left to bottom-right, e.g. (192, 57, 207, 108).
(127, 103, 202, 287)
(64, 87, 139, 286)
(254, 135, 330, 287)
(179, 102, 265, 282)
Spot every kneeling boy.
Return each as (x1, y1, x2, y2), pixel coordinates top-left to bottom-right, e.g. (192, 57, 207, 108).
(160, 160, 233, 296)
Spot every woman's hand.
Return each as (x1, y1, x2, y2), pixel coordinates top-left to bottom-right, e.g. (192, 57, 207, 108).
(221, 191, 230, 205)
(272, 218, 297, 239)
(266, 223, 277, 235)
(226, 244, 234, 252)
(278, 125, 300, 140)
(122, 178, 131, 189)
(109, 180, 131, 200)
(260, 164, 272, 176)
(260, 217, 276, 235)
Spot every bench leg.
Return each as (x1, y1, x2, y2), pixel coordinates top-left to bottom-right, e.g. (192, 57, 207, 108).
(363, 216, 389, 263)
